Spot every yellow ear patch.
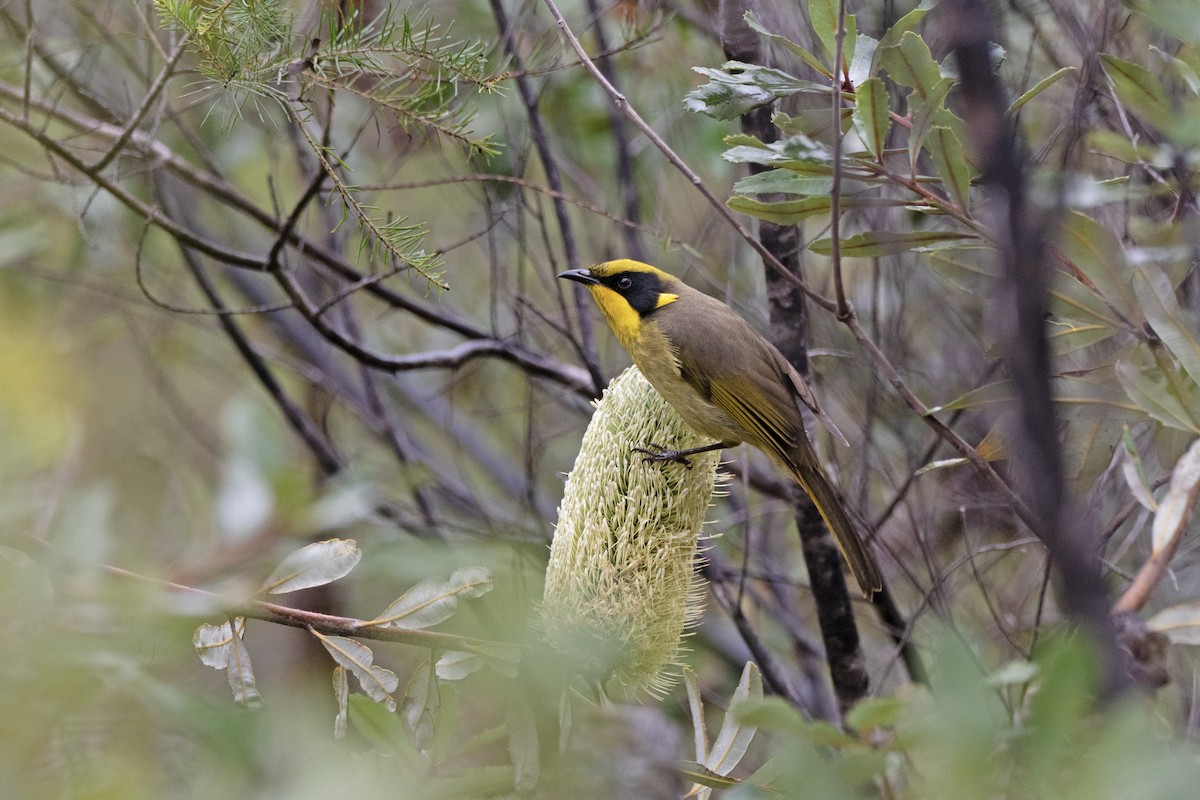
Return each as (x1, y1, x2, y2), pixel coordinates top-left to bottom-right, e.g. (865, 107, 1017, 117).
(655, 293, 679, 309)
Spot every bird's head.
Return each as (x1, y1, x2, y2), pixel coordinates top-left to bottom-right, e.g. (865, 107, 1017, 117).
(558, 260, 680, 347)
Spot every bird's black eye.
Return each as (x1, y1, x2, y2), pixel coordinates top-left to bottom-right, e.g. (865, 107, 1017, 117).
(617, 276, 633, 290)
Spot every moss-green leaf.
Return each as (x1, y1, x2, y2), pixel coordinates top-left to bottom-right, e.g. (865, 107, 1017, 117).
(1134, 265, 1200, 386)
(745, 11, 832, 78)
(1007, 67, 1076, 116)
(925, 125, 971, 212)
(853, 77, 890, 159)
(810, 229, 975, 257)
(881, 31, 943, 98)
(1100, 53, 1172, 129)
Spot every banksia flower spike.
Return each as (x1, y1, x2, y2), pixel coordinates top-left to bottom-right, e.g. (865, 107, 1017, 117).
(542, 366, 722, 697)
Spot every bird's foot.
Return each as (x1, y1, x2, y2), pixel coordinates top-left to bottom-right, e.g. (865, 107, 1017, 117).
(633, 443, 693, 468)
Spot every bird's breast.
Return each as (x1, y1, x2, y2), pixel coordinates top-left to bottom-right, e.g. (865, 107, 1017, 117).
(628, 324, 741, 444)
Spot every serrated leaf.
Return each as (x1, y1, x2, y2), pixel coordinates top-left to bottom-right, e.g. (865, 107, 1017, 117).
(684, 64, 824, 120)
(367, 566, 493, 630)
(1100, 53, 1172, 129)
(1148, 600, 1200, 644)
(261, 538, 361, 594)
(1151, 438, 1200, 555)
(402, 659, 440, 751)
(1007, 67, 1076, 115)
(881, 31, 943, 97)
(1122, 426, 1158, 511)
(705, 663, 761, 776)
(877, 0, 937, 52)
(1134, 265, 1200, 386)
(853, 77, 890, 159)
(908, 78, 955, 171)
(810, 229, 975, 257)
(333, 665, 349, 739)
(745, 11, 832, 78)
(925, 125, 971, 211)
(313, 632, 399, 711)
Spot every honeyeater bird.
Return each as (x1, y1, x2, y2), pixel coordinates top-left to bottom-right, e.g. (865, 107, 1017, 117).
(559, 259, 882, 597)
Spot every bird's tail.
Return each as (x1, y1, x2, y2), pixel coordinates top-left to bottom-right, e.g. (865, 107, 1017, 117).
(788, 453, 882, 598)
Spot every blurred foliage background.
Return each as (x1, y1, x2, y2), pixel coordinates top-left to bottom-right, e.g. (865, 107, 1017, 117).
(6, 0, 1200, 797)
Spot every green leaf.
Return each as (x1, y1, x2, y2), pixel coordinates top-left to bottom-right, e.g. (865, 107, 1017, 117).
(810, 229, 976, 258)
(808, 0, 839, 64)
(732, 168, 833, 196)
(1084, 130, 1170, 166)
(261, 538, 361, 594)
(348, 693, 408, 751)
(366, 566, 493, 629)
(1121, 425, 1158, 511)
(852, 77, 890, 159)
(1116, 358, 1200, 433)
(881, 31, 944, 98)
(908, 78, 955, 171)
(927, 246, 998, 294)
(1150, 45, 1200, 96)
(848, 33, 879, 88)
(728, 194, 911, 226)
(1057, 211, 1136, 319)
(774, 107, 854, 139)
(684, 64, 825, 120)
(878, 0, 937, 52)
(987, 660, 1039, 687)
(845, 696, 903, 731)
(745, 11, 832, 78)
(1007, 67, 1076, 115)
(1134, 265, 1200, 386)
(1100, 53, 1173, 129)
(925, 125, 971, 211)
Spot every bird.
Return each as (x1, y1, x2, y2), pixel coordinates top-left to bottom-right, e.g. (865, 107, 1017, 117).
(559, 259, 882, 597)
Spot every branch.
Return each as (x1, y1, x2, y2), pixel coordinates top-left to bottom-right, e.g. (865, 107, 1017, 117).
(944, 0, 1131, 698)
(105, 564, 505, 653)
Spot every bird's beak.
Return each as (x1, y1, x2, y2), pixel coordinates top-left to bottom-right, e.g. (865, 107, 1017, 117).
(557, 268, 599, 286)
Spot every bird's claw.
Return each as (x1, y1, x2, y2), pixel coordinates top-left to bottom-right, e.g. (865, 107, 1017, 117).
(633, 443, 693, 468)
